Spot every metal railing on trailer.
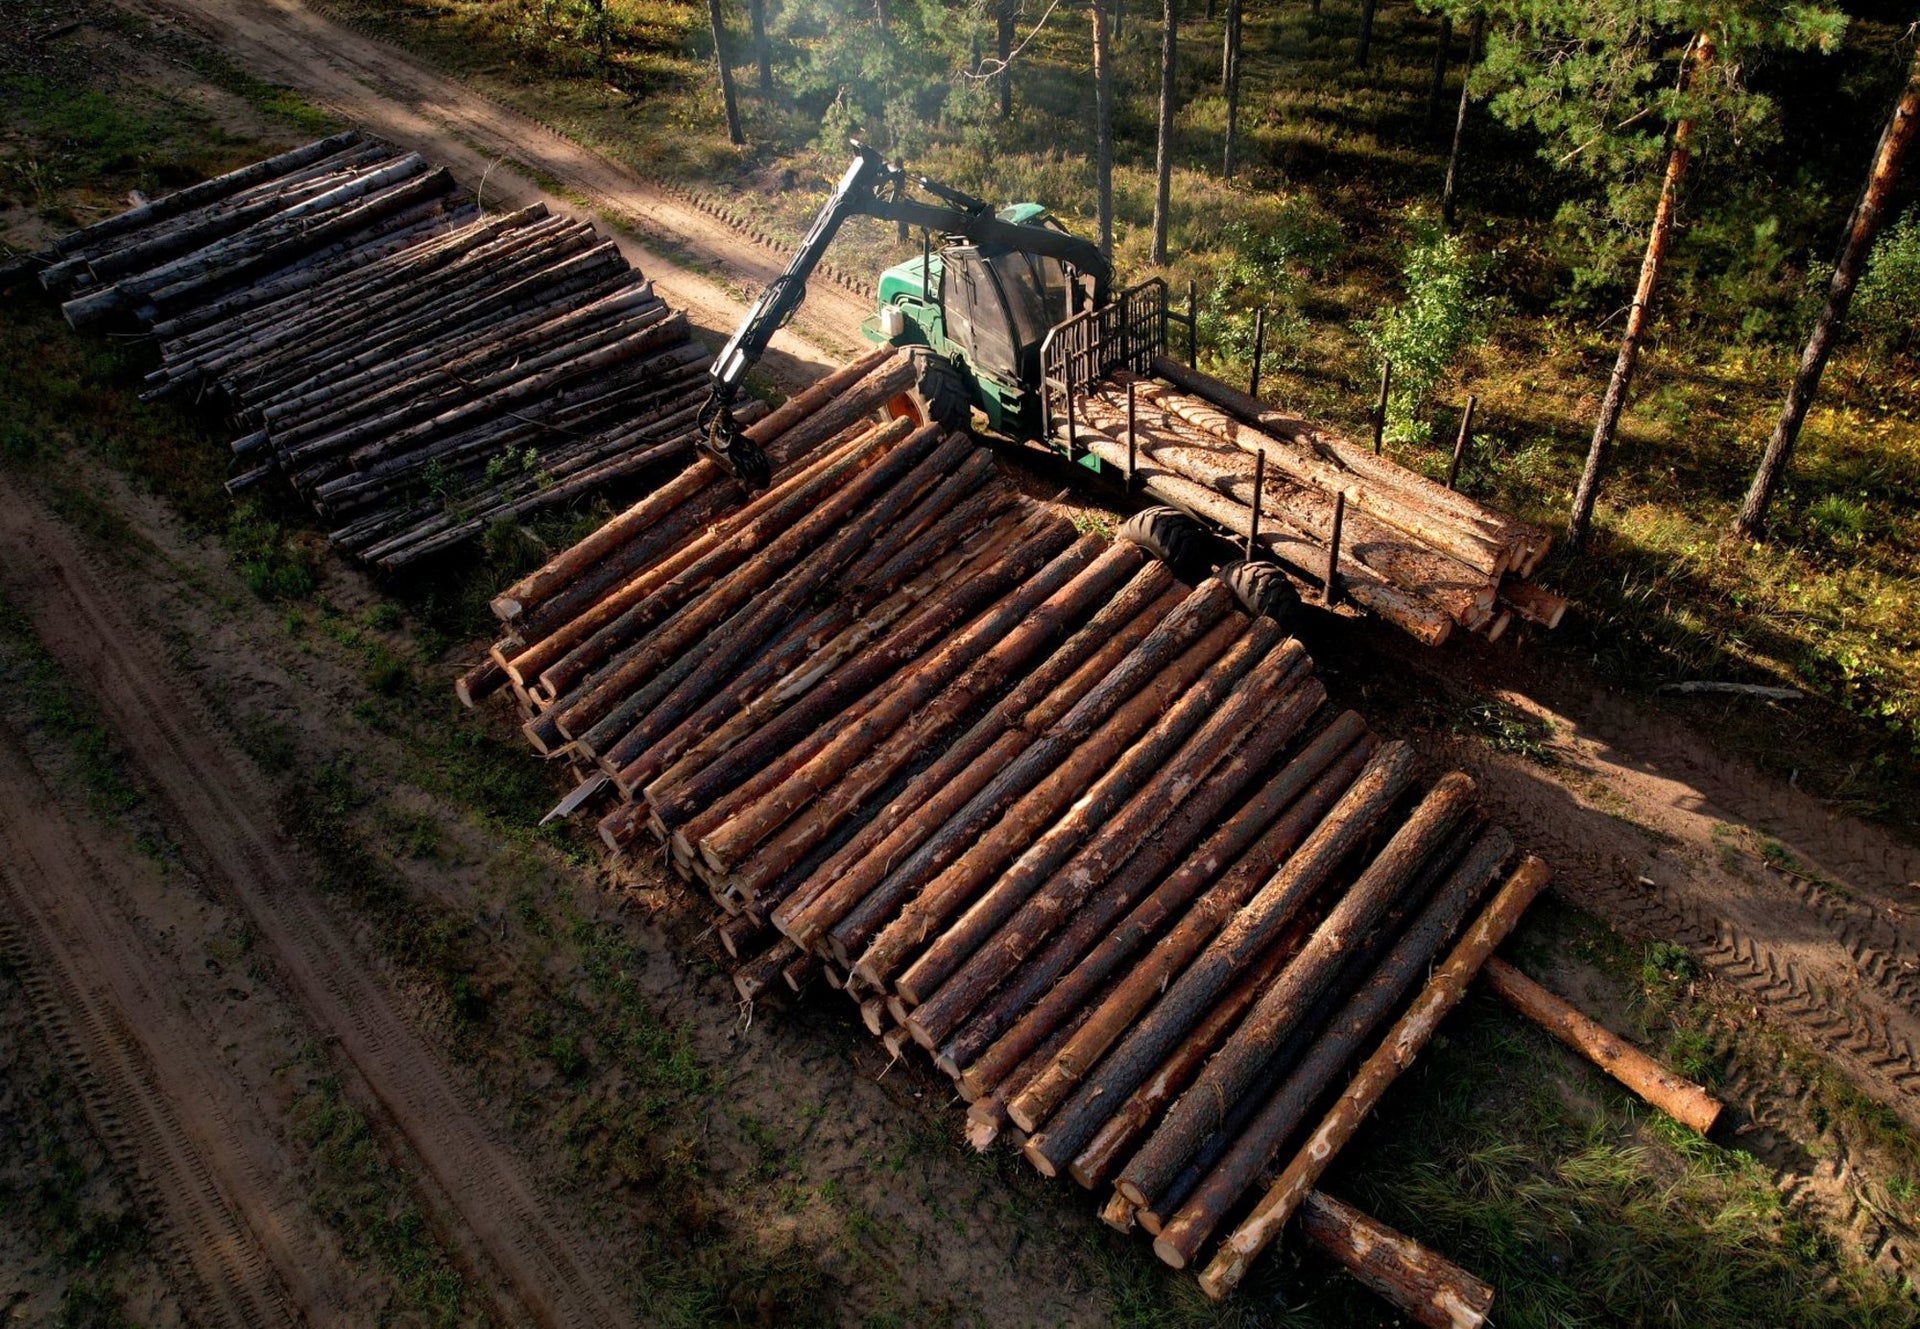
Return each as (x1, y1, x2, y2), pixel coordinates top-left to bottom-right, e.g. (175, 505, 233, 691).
(1038, 277, 1198, 461)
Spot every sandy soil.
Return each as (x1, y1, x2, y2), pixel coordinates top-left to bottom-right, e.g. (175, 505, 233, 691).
(0, 480, 630, 1328)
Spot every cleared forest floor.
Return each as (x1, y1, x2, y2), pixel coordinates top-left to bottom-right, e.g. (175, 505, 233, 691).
(2, 4, 1919, 1327)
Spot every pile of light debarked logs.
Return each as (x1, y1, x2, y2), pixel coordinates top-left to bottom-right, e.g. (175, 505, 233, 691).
(18, 132, 730, 572)
(461, 345, 1590, 1321)
(1066, 359, 1567, 646)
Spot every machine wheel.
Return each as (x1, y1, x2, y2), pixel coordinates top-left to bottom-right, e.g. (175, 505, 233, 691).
(887, 348, 972, 436)
(1222, 558, 1303, 628)
(1119, 505, 1202, 573)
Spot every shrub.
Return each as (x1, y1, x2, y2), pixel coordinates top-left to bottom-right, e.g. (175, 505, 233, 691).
(1361, 214, 1494, 445)
(1851, 209, 1920, 357)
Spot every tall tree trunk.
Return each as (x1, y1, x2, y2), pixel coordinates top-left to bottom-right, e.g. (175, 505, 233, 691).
(1439, 12, 1483, 225)
(1222, 0, 1243, 178)
(873, 0, 888, 32)
(1425, 15, 1452, 131)
(1151, 0, 1178, 265)
(1355, 0, 1376, 67)
(750, 0, 771, 92)
(707, 0, 744, 145)
(1093, 0, 1116, 258)
(998, 0, 1015, 118)
(1113, 0, 1124, 43)
(1735, 41, 1920, 537)
(1566, 34, 1713, 550)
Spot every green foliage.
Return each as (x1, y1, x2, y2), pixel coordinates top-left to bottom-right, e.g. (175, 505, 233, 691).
(777, 0, 960, 158)
(1455, 0, 1846, 299)
(1804, 493, 1876, 548)
(1198, 206, 1343, 369)
(227, 503, 321, 601)
(1361, 215, 1493, 444)
(1642, 940, 1700, 987)
(1852, 209, 1920, 356)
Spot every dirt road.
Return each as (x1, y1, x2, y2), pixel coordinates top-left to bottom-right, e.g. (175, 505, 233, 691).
(0, 483, 631, 1328)
(0, 726, 315, 1328)
(129, 0, 873, 392)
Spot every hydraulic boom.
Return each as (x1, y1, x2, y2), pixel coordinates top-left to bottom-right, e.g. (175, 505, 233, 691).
(696, 143, 1111, 487)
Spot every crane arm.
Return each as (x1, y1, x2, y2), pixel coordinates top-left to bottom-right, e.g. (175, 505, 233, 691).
(695, 143, 1111, 487)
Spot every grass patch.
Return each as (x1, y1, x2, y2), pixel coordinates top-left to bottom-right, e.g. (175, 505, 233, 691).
(0, 590, 143, 822)
(1343, 991, 1918, 1327)
(284, 1051, 475, 1326)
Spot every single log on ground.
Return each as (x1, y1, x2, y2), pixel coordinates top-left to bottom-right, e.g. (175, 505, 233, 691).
(1299, 1192, 1495, 1329)
(1482, 958, 1721, 1134)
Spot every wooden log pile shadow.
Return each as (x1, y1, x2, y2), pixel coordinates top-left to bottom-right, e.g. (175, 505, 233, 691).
(1066, 359, 1567, 645)
(21, 132, 728, 572)
(464, 344, 1556, 1324)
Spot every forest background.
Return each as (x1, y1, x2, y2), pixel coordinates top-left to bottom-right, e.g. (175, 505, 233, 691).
(171, 0, 1920, 829)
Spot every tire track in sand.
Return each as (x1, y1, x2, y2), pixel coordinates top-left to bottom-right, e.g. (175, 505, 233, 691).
(0, 485, 631, 1329)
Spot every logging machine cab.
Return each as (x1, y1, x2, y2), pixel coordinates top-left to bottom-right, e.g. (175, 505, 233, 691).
(863, 205, 1086, 437)
(696, 143, 1113, 486)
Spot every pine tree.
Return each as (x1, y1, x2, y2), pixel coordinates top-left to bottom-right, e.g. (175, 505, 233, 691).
(1735, 39, 1920, 537)
(1093, 0, 1116, 256)
(1567, 33, 1711, 549)
(1222, 0, 1243, 177)
(1151, 0, 1178, 264)
(707, 0, 744, 145)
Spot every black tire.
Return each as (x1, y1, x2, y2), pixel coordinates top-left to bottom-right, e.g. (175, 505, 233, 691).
(1222, 558, 1303, 628)
(888, 347, 972, 437)
(1119, 504, 1202, 572)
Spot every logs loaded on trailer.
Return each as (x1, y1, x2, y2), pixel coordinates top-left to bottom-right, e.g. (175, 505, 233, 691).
(1064, 359, 1567, 645)
(20, 132, 729, 571)
(460, 346, 1593, 1320)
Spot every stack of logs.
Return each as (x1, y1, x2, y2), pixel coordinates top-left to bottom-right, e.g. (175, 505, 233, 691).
(1068, 359, 1566, 646)
(23, 132, 727, 571)
(464, 347, 1548, 1321)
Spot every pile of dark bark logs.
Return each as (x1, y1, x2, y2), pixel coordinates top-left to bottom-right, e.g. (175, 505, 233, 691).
(23, 132, 727, 571)
(1067, 360, 1567, 646)
(462, 346, 1548, 1323)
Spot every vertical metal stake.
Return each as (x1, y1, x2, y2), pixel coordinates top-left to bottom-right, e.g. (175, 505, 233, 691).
(1447, 393, 1478, 490)
(1245, 449, 1266, 561)
(1372, 360, 1392, 455)
(1324, 490, 1346, 605)
(1187, 279, 1198, 369)
(1126, 378, 1138, 495)
(1064, 344, 1078, 463)
(1249, 308, 1266, 399)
